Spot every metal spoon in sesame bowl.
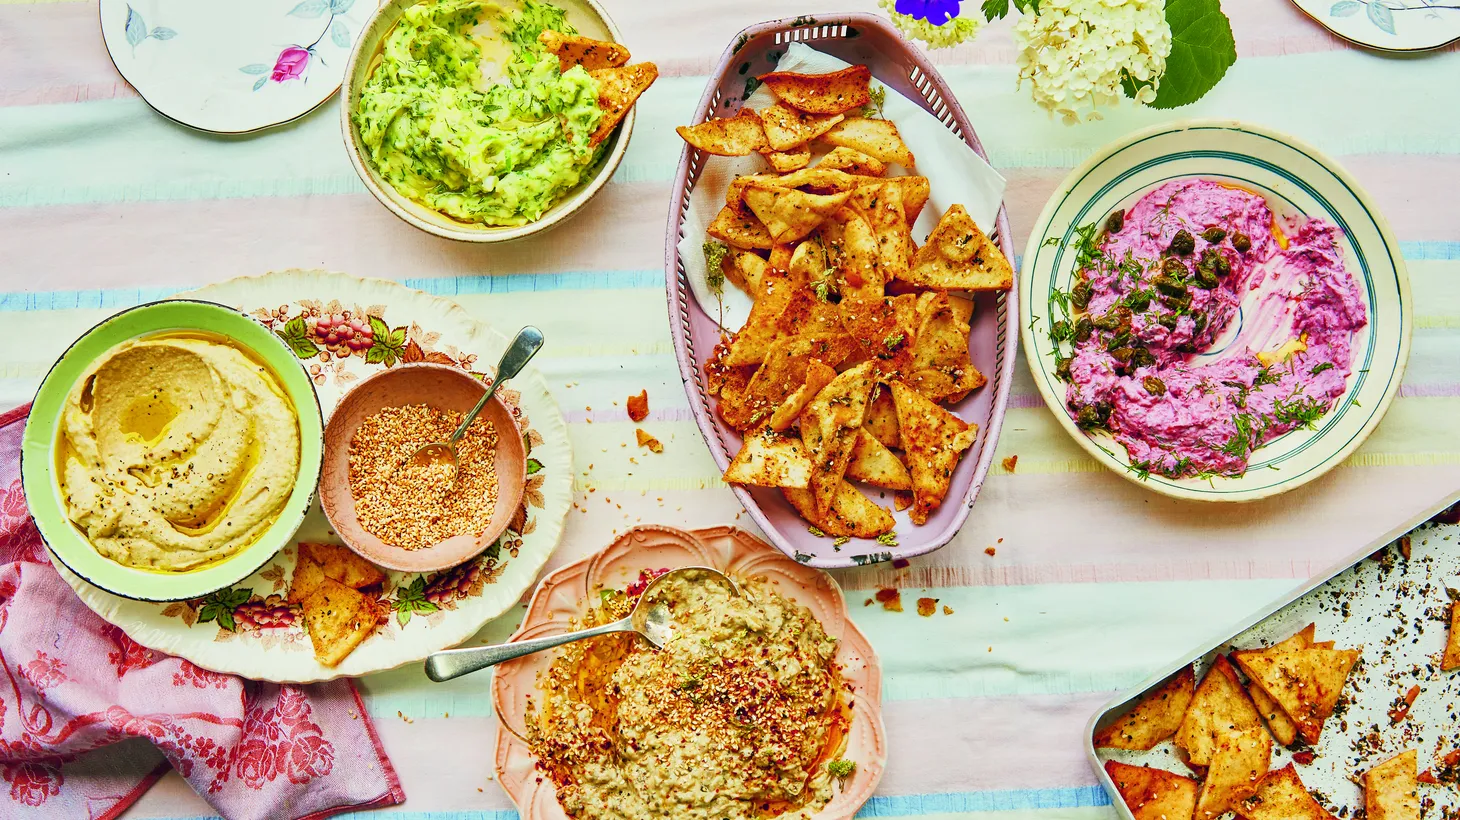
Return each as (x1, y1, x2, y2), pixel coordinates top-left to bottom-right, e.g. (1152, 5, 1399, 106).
(423, 566, 739, 682)
(406, 325, 544, 487)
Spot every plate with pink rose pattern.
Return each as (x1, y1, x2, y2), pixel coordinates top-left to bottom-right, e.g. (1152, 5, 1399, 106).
(100, 0, 376, 134)
(50, 270, 573, 682)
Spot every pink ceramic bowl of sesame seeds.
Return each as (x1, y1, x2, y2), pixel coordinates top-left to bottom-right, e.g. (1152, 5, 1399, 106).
(319, 363, 527, 573)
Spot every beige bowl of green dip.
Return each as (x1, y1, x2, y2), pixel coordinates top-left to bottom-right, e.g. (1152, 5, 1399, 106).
(341, 0, 633, 243)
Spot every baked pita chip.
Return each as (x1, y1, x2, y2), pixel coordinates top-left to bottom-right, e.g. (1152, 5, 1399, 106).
(762, 148, 811, 172)
(724, 249, 770, 296)
(891, 381, 977, 525)
(835, 209, 887, 298)
(905, 204, 1013, 291)
(783, 482, 894, 538)
(1174, 655, 1265, 767)
(742, 183, 850, 244)
(287, 557, 327, 606)
(846, 429, 912, 491)
(727, 168, 859, 207)
(290, 542, 385, 604)
(1104, 761, 1198, 820)
(800, 362, 876, 513)
(769, 360, 837, 432)
(301, 578, 380, 668)
(676, 109, 767, 156)
(768, 242, 796, 272)
(1232, 645, 1359, 744)
(881, 176, 930, 227)
(1197, 726, 1272, 820)
(774, 283, 844, 337)
(1094, 665, 1195, 751)
(1365, 749, 1419, 820)
(724, 271, 795, 366)
(788, 233, 836, 293)
(1443, 601, 1460, 671)
(707, 199, 774, 250)
(818, 146, 886, 177)
(722, 334, 855, 430)
(589, 62, 658, 147)
(759, 102, 844, 151)
(538, 30, 630, 72)
(724, 430, 812, 488)
(906, 292, 986, 403)
(1235, 765, 1337, 820)
(1243, 625, 1318, 746)
(758, 65, 871, 115)
(864, 387, 900, 449)
(820, 117, 914, 167)
(850, 182, 915, 283)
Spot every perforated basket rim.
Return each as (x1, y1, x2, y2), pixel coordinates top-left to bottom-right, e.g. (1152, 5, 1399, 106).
(662, 13, 1019, 569)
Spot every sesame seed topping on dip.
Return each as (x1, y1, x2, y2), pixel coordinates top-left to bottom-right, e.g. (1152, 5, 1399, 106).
(1053, 179, 1367, 479)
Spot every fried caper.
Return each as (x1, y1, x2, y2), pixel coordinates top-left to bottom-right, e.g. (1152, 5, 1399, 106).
(1161, 257, 1188, 279)
(1168, 229, 1196, 256)
(1153, 275, 1187, 297)
(1232, 232, 1252, 253)
(1143, 376, 1167, 396)
(1074, 317, 1094, 343)
(1105, 209, 1126, 234)
(1055, 356, 1073, 381)
(1201, 227, 1227, 244)
(1126, 291, 1152, 313)
(1071, 280, 1093, 310)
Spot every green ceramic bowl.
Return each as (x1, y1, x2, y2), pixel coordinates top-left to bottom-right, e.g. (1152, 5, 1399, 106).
(21, 299, 324, 601)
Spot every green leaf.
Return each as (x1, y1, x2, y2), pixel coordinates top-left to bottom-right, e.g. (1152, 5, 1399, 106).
(226, 587, 252, 608)
(367, 315, 390, 341)
(522, 432, 533, 456)
(364, 345, 391, 365)
(388, 327, 407, 348)
(1146, 0, 1236, 110)
(397, 608, 412, 627)
(413, 599, 440, 614)
(526, 458, 543, 475)
(276, 316, 320, 360)
(981, 0, 1010, 20)
(216, 610, 237, 632)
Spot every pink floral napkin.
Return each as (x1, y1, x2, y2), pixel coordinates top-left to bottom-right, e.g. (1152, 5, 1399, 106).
(0, 405, 405, 819)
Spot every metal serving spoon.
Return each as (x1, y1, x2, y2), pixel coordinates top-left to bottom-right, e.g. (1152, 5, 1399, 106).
(423, 566, 738, 682)
(407, 325, 544, 485)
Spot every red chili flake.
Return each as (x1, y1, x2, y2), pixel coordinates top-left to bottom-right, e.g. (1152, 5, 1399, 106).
(985, 547, 996, 556)
(1399, 534, 1412, 559)
(1444, 750, 1460, 767)
(1001, 455, 1018, 472)
(916, 597, 937, 617)
(627, 390, 649, 422)
(892, 558, 910, 569)
(1389, 684, 1421, 724)
(626, 568, 671, 597)
(1419, 769, 1439, 784)
(1292, 750, 1316, 765)
(874, 588, 902, 613)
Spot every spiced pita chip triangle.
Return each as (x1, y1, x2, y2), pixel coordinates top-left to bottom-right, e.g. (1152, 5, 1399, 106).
(1104, 760, 1198, 820)
(723, 272, 794, 367)
(757, 65, 871, 115)
(1196, 726, 1272, 820)
(846, 429, 911, 491)
(290, 542, 385, 604)
(537, 30, 630, 72)
(818, 146, 886, 177)
(1242, 624, 1319, 747)
(864, 387, 900, 449)
(742, 183, 850, 244)
(676, 109, 767, 156)
(906, 291, 985, 404)
(721, 333, 855, 430)
(1094, 665, 1195, 751)
(301, 578, 380, 668)
(1443, 601, 1460, 671)
(1231, 645, 1359, 744)
(761, 148, 811, 172)
(1174, 655, 1265, 767)
(891, 381, 977, 525)
(1365, 749, 1420, 820)
(589, 62, 658, 146)
(819, 117, 915, 167)
(707, 199, 775, 250)
(849, 182, 915, 283)
(759, 102, 844, 151)
(799, 362, 877, 513)
(905, 204, 1013, 292)
(768, 360, 838, 433)
(723, 430, 812, 489)
(782, 481, 893, 539)
(1235, 765, 1337, 820)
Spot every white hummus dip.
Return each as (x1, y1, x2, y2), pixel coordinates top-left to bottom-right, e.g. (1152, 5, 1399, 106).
(58, 335, 301, 571)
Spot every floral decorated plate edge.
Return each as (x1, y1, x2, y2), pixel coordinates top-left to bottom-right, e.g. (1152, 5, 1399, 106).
(53, 269, 573, 682)
(489, 524, 888, 820)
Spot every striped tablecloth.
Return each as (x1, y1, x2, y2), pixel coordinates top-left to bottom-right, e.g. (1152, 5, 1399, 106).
(4, 1, 1459, 817)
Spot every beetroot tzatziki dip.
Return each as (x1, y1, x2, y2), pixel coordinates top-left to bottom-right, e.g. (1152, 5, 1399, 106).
(1051, 178, 1367, 479)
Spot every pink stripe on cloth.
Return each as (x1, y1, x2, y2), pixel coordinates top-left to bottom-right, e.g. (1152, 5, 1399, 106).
(0, 0, 1414, 106)
(0, 405, 405, 820)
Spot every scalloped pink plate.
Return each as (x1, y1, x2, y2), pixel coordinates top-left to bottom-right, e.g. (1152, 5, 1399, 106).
(491, 525, 887, 820)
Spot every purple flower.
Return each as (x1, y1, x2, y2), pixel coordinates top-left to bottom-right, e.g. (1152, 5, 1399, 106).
(270, 46, 310, 83)
(895, 0, 963, 24)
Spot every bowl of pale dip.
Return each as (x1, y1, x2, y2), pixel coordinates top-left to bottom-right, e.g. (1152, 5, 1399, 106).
(21, 299, 324, 601)
(341, 0, 648, 243)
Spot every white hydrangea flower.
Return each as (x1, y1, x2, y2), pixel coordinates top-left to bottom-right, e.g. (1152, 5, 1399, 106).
(1013, 0, 1172, 124)
(878, 0, 983, 49)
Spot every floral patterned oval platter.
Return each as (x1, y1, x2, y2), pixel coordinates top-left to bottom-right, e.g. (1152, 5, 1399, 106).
(49, 270, 573, 682)
(1289, 0, 1460, 52)
(492, 525, 887, 820)
(100, 0, 375, 133)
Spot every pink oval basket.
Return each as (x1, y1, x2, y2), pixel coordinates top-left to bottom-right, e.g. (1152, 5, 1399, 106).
(663, 13, 1019, 569)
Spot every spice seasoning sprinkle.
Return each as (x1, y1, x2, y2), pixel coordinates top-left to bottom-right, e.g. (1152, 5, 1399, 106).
(349, 403, 499, 550)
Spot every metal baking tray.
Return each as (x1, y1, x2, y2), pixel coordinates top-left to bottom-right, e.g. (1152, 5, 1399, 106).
(1088, 487, 1460, 816)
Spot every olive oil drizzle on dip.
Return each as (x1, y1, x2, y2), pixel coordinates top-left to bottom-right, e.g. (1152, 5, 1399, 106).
(353, 0, 605, 227)
(1046, 179, 1367, 480)
(527, 571, 852, 820)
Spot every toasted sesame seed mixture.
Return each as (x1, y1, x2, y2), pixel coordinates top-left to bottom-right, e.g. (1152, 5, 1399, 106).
(348, 403, 498, 550)
(527, 571, 849, 820)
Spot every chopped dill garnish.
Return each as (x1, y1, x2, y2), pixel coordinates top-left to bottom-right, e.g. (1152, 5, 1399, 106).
(1310, 362, 1335, 375)
(703, 241, 729, 296)
(860, 85, 886, 118)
